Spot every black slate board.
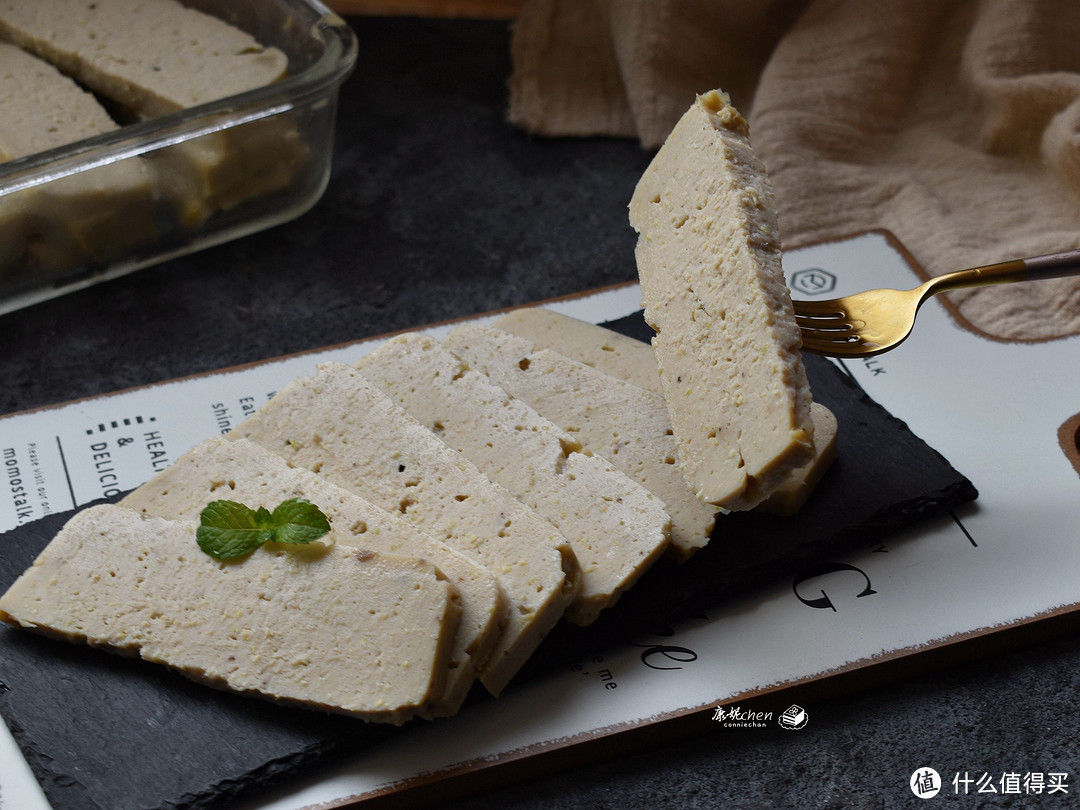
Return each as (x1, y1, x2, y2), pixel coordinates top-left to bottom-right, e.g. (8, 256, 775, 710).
(509, 313, 979, 681)
(512, 313, 979, 678)
(0, 312, 977, 810)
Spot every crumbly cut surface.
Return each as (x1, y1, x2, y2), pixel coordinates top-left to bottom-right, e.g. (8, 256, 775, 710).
(628, 90, 814, 509)
(492, 308, 836, 516)
(0, 505, 458, 725)
(356, 333, 670, 625)
(445, 324, 715, 560)
(229, 362, 578, 695)
(0, 0, 288, 118)
(121, 436, 505, 717)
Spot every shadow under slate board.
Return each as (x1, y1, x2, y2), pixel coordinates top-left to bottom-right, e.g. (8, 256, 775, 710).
(0, 311, 977, 810)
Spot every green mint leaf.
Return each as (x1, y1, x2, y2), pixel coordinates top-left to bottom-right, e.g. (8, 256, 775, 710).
(200, 499, 259, 530)
(196, 498, 331, 558)
(270, 498, 332, 545)
(197, 500, 269, 559)
(196, 524, 274, 559)
(253, 506, 275, 529)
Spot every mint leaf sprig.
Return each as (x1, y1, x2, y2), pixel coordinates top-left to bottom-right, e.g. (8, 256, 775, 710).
(196, 498, 331, 560)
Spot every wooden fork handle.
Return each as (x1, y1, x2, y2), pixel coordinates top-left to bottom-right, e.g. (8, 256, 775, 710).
(932, 249, 1080, 294)
(1022, 248, 1080, 281)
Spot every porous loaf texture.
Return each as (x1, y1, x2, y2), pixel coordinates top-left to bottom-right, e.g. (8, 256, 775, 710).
(121, 436, 505, 717)
(356, 333, 670, 624)
(445, 323, 716, 560)
(0, 505, 459, 724)
(493, 308, 836, 516)
(628, 90, 814, 509)
(229, 362, 579, 695)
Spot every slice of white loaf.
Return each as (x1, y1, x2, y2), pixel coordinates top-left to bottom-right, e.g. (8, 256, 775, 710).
(0, 41, 156, 277)
(0, 504, 460, 725)
(120, 436, 505, 717)
(229, 362, 579, 695)
(756, 405, 838, 516)
(494, 308, 837, 516)
(356, 333, 671, 625)
(628, 90, 815, 510)
(0, 42, 119, 157)
(494, 307, 664, 392)
(0, 0, 298, 225)
(444, 323, 716, 560)
(0, 0, 287, 117)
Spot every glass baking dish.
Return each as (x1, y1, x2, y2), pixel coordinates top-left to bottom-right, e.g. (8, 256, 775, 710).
(0, 0, 357, 315)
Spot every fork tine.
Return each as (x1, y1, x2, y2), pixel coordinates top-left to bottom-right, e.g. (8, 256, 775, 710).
(797, 320, 858, 334)
(800, 328, 891, 356)
(791, 305, 849, 331)
(790, 298, 847, 317)
(799, 336, 870, 357)
(800, 334, 858, 350)
(793, 298, 865, 353)
(793, 293, 900, 356)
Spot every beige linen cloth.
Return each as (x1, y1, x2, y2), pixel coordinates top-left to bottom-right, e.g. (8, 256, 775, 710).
(508, 0, 1080, 342)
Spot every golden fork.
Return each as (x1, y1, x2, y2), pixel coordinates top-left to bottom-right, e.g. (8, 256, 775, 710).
(792, 249, 1080, 358)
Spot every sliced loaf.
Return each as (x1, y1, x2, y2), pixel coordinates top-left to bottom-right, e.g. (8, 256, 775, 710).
(493, 307, 663, 392)
(0, 41, 156, 277)
(356, 333, 671, 624)
(444, 323, 715, 559)
(0, 0, 287, 118)
(0, 0, 298, 225)
(493, 307, 837, 516)
(121, 436, 505, 717)
(229, 362, 579, 695)
(0, 504, 459, 724)
(628, 90, 815, 510)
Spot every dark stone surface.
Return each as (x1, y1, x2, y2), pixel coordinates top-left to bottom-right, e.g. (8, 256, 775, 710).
(0, 14, 1075, 810)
